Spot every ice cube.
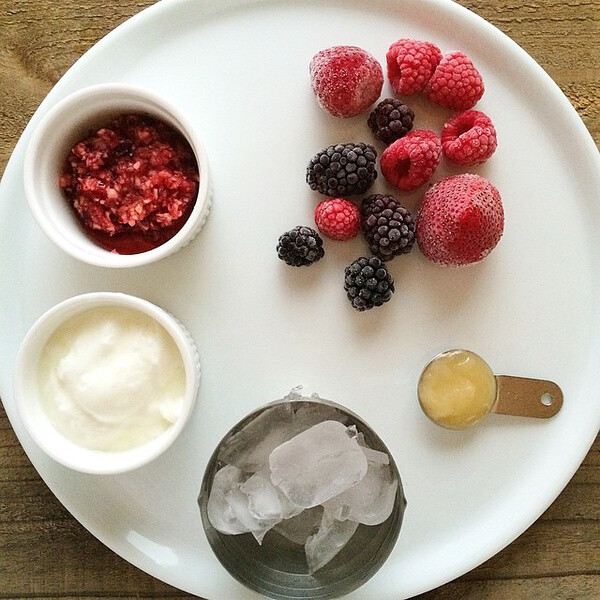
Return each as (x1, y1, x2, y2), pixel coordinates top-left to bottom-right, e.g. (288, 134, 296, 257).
(206, 465, 251, 535)
(218, 403, 296, 472)
(355, 431, 389, 464)
(240, 471, 303, 521)
(224, 483, 281, 545)
(324, 461, 398, 526)
(269, 420, 368, 508)
(252, 525, 275, 545)
(206, 464, 282, 544)
(225, 487, 265, 531)
(292, 401, 349, 434)
(305, 512, 359, 574)
(361, 446, 390, 465)
(273, 506, 324, 546)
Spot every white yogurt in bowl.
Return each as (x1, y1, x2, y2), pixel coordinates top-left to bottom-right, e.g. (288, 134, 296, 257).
(39, 305, 186, 451)
(13, 292, 200, 474)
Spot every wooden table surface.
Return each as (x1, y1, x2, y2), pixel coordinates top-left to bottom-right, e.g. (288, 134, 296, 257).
(1, 0, 598, 598)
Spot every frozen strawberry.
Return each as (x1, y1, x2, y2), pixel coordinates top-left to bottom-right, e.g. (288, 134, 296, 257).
(309, 46, 384, 118)
(386, 39, 442, 95)
(416, 174, 504, 266)
(380, 129, 441, 191)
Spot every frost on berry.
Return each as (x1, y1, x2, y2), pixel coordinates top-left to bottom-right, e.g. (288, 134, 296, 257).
(315, 198, 360, 241)
(424, 51, 484, 110)
(310, 46, 383, 118)
(367, 98, 415, 144)
(380, 129, 441, 191)
(306, 142, 378, 196)
(386, 39, 442, 95)
(441, 110, 497, 166)
(361, 194, 415, 260)
(277, 226, 325, 267)
(416, 174, 504, 266)
(344, 256, 395, 311)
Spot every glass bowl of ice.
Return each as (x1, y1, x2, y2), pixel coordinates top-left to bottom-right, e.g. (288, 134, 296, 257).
(198, 389, 406, 599)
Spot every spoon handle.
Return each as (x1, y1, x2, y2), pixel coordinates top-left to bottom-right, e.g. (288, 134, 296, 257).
(493, 375, 563, 418)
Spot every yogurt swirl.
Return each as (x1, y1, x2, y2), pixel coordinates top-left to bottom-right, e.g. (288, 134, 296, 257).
(38, 305, 185, 451)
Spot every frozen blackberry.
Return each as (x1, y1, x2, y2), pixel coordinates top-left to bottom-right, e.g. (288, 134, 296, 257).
(344, 256, 395, 311)
(367, 98, 414, 144)
(277, 226, 325, 267)
(361, 194, 415, 261)
(306, 142, 377, 196)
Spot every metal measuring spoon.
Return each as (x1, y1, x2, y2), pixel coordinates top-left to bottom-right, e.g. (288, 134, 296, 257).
(417, 349, 563, 430)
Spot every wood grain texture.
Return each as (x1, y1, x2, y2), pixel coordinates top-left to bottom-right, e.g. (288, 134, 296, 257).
(0, 0, 598, 598)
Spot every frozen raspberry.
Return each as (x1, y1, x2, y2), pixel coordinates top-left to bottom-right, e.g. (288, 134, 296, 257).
(424, 51, 484, 110)
(309, 46, 384, 118)
(386, 39, 442, 95)
(60, 114, 198, 238)
(416, 174, 504, 266)
(380, 129, 441, 191)
(441, 110, 497, 166)
(314, 198, 360, 241)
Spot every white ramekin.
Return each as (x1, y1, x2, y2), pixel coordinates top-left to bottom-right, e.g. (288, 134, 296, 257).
(13, 292, 201, 474)
(23, 83, 211, 268)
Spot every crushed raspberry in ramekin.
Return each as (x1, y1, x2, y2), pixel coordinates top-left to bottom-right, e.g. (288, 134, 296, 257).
(59, 113, 199, 254)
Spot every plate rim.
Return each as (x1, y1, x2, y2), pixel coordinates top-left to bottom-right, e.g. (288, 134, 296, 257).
(1, 0, 599, 598)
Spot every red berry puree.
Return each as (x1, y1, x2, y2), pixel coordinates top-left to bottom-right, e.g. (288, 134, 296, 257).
(59, 113, 199, 254)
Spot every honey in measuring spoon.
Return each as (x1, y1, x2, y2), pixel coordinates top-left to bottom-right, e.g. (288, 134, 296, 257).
(417, 349, 563, 430)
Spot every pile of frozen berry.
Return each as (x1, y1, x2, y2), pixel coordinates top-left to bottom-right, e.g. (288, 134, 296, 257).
(276, 40, 504, 311)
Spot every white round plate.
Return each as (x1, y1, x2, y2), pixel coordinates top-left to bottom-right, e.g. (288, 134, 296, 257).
(1, 1, 599, 598)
